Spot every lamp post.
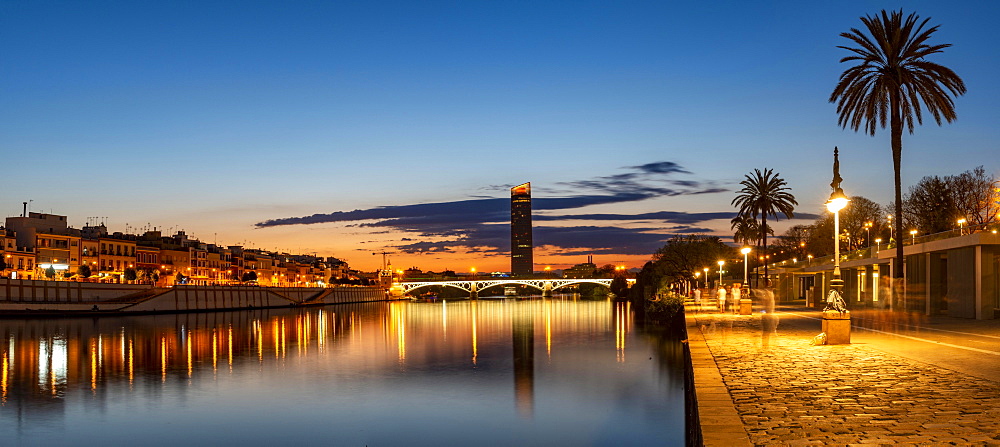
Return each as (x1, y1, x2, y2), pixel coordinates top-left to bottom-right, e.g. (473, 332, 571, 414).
(822, 147, 851, 344)
(740, 247, 751, 292)
(875, 238, 882, 252)
(827, 192, 849, 293)
(957, 218, 966, 235)
(703, 267, 709, 287)
(910, 229, 917, 245)
(694, 271, 701, 289)
(887, 214, 893, 243)
(864, 222, 873, 248)
(717, 260, 724, 285)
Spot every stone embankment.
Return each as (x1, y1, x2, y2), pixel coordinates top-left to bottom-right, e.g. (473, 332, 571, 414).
(0, 278, 389, 314)
(686, 305, 1000, 446)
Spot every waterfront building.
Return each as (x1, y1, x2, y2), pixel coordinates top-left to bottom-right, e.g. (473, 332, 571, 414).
(136, 245, 161, 282)
(511, 182, 533, 275)
(563, 256, 598, 279)
(769, 230, 1000, 320)
(98, 234, 137, 279)
(80, 238, 99, 276)
(0, 228, 35, 279)
(3, 209, 354, 286)
(5, 212, 82, 278)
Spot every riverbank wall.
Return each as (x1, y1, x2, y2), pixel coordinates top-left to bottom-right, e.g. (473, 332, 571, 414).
(0, 278, 388, 315)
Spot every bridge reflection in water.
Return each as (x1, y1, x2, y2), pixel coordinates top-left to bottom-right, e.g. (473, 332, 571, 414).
(0, 298, 684, 445)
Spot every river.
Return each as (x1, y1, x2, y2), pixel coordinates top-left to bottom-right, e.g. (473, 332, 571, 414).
(0, 297, 687, 446)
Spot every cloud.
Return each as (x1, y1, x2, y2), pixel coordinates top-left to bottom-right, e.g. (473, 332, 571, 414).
(254, 161, 763, 257)
(630, 161, 690, 175)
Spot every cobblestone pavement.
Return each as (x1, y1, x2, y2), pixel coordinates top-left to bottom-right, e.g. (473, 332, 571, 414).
(692, 312, 1000, 446)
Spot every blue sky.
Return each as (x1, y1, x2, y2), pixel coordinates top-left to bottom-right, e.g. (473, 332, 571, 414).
(3, 1, 998, 271)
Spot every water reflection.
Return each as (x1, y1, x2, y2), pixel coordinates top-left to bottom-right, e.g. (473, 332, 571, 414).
(0, 298, 686, 446)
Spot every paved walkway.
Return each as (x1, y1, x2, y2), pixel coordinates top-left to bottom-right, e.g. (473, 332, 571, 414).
(686, 304, 1000, 446)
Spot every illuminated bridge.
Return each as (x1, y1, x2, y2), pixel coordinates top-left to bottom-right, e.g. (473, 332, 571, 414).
(398, 278, 633, 298)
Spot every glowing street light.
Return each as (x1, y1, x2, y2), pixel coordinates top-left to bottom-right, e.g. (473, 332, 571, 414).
(910, 229, 918, 245)
(740, 247, 751, 291)
(887, 214, 894, 243)
(703, 267, 709, 286)
(827, 147, 849, 295)
(717, 260, 724, 284)
(957, 218, 966, 235)
(694, 271, 701, 288)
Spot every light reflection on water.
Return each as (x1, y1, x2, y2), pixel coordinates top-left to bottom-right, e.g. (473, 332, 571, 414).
(0, 298, 685, 446)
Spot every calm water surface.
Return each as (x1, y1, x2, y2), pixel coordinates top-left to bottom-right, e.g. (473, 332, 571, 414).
(0, 298, 686, 446)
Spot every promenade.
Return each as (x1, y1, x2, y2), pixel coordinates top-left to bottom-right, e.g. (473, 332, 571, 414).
(686, 302, 1000, 446)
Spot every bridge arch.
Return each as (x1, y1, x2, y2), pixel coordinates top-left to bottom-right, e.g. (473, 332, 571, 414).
(403, 282, 474, 294)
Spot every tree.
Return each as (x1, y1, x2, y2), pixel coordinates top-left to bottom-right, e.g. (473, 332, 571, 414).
(947, 166, 999, 227)
(830, 9, 966, 278)
(123, 267, 138, 282)
(242, 271, 258, 282)
(903, 175, 958, 234)
(77, 264, 92, 278)
(730, 213, 772, 247)
(773, 224, 811, 260)
(839, 196, 884, 249)
(45, 266, 57, 279)
(653, 235, 735, 285)
(731, 168, 797, 286)
(609, 275, 629, 299)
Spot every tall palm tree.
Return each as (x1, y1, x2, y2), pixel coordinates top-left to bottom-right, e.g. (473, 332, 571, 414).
(732, 168, 797, 286)
(830, 10, 965, 278)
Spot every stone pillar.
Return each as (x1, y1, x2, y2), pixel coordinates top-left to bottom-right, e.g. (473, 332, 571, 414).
(542, 281, 553, 298)
(822, 310, 851, 344)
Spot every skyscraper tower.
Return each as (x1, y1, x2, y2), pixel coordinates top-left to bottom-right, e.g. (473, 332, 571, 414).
(510, 182, 533, 275)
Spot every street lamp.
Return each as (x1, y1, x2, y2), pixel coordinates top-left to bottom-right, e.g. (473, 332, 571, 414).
(864, 222, 873, 248)
(957, 218, 966, 235)
(827, 148, 850, 296)
(694, 271, 701, 288)
(827, 192, 848, 289)
(717, 260, 724, 285)
(887, 214, 894, 243)
(875, 238, 882, 252)
(740, 247, 751, 291)
(910, 229, 917, 245)
(703, 267, 709, 287)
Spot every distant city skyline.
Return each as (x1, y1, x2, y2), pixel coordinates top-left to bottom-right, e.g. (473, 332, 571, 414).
(3, 1, 998, 271)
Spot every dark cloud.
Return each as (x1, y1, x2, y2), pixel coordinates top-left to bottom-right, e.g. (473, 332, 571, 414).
(536, 211, 735, 224)
(254, 161, 807, 257)
(629, 161, 690, 175)
(555, 161, 724, 197)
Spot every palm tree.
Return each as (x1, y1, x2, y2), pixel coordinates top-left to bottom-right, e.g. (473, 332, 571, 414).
(830, 10, 966, 278)
(732, 168, 797, 286)
(731, 213, 773, 247)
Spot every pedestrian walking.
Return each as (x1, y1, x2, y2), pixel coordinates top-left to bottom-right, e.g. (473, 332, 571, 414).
(717, 286, 726, 312)
(693, 288, 702, 312)
(731, 284, 741, 314)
